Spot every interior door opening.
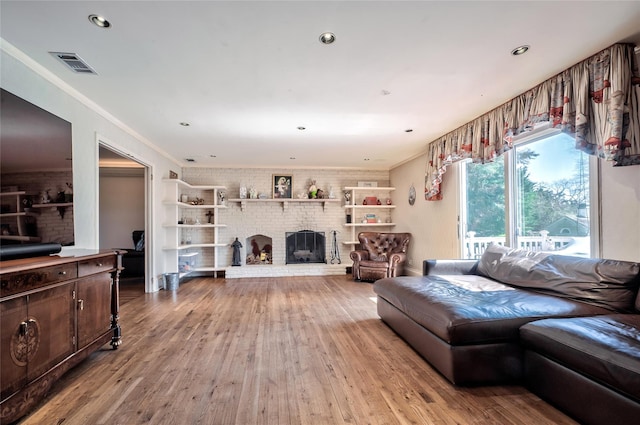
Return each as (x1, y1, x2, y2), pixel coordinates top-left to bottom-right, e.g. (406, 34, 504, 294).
(98, 145, 149, 290)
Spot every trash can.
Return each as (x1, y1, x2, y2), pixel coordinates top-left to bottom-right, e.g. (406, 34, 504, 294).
(163, 273, 180, 291)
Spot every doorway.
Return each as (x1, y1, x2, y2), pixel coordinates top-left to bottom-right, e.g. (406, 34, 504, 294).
(98, 145, 149, 290)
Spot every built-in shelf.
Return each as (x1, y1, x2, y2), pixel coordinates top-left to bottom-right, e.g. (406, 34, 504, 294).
(162, 201, 227, 209)
(30, 202, 73, 208)
(343, 186, 396, 245)
(28, 202, 73, 218)
(0, 235, 41, 242)
(163, 223, 226, 228)
(0, 211, 39, 218)
(1, 191, 42, 241)
(163, 243, 228, 250)
(344, 223, 396, 227)
(164, 179, 227, 277)
(343, 186, 396, 192)
(162, 178, 225, 191)
(344, 205, 396, 209)
(179, 266, 226, 278)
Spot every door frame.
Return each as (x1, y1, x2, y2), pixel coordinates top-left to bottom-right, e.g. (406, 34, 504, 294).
(96, 133, 155, 293)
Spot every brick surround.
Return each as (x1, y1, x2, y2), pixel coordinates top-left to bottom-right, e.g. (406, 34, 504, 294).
(181, 167, 391, 278)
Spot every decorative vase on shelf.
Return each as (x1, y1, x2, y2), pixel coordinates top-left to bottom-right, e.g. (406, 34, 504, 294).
(41, 189, 51, 204)
(64, 183, 73, 202)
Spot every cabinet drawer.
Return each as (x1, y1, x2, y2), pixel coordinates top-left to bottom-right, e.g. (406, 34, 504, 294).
(1, 264, 77, 297)
(78, 256, 116, 277)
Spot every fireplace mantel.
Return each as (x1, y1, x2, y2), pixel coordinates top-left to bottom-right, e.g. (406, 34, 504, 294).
(227, 198, 340, 211)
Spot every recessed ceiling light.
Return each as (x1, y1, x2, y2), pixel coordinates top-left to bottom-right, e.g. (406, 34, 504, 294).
(179, 122, 190, 127)
(511, 45, 530, 56)
(319, 32, 336, 44)
(297, 126, 306, 130)
(405, 129, 413, 133)
(88, 14, 111, 28)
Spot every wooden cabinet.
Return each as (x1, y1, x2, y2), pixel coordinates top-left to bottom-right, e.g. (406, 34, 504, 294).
(23, 283, 76, 381)
(0, 295, 28, 400)
(77, 273, 113, 348)
(0, 250, 122, 423)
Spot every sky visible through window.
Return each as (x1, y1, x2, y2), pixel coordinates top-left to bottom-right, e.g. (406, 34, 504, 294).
(525, 133, 583, 183)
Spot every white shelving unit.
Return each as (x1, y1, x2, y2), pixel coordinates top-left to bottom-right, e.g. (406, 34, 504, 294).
(163, 179, 227, 278)
(343, 186, 396, 245)
(0, 191, 41, 243)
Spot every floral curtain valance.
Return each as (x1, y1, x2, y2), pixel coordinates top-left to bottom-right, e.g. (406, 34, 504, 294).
(425, 43, 640, 201)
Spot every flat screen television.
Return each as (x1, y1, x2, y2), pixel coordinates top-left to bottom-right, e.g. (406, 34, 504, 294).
(0, 88, 75, 246)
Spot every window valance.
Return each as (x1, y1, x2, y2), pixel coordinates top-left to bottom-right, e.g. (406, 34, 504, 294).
(425, 43, 640, 201)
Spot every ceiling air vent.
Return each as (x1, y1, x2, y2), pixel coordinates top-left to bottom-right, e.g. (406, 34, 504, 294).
(49, 52, 97, 75)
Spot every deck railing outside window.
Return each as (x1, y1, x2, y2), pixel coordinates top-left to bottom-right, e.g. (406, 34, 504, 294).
(463, 231, 579, 259)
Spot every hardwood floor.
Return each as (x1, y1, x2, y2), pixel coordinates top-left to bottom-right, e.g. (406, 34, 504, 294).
(17, 275, 576, 425)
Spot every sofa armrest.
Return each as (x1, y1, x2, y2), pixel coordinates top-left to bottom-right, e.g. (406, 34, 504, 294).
(389, 252, 407, 267)
(350, 250, 370, 261)
(423, 259, 478, 276)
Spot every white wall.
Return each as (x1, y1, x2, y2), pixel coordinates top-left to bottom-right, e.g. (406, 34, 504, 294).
(389, 155, 460, 275)
(390, 153, 640, 267)
(600, 163, 640, 262)
(1, 44, 181, 291)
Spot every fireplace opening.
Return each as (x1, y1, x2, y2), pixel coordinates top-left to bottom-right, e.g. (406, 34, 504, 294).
(246, 234, 272, 265)
(286, 230, 326, 264)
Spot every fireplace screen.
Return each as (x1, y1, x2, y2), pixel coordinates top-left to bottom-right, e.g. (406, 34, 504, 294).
(285, 230, 326, 264)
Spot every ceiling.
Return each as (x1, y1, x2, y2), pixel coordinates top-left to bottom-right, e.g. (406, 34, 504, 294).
(2, 1, 640, 171)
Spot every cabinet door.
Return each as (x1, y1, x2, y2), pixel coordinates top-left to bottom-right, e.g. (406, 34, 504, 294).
(77, 274, 112, 348)
(26, 282, 76, 382)
(0, 296, 28, 400)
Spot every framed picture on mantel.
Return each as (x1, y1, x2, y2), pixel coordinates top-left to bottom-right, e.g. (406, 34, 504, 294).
(273, 175, 292, 199)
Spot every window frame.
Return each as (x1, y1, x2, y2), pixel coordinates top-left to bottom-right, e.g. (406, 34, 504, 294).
(459, 130, 601, 258)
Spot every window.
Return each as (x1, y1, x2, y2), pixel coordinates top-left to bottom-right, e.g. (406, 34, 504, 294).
(461, 132, 596, 258)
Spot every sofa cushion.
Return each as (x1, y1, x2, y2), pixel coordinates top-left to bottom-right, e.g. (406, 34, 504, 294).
(373, 275, 610, 345)
(478, 244, 640, 312)
(520, 315, 640, 402)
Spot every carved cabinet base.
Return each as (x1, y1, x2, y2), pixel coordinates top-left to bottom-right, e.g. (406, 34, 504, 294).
(0, 250, 123, 424)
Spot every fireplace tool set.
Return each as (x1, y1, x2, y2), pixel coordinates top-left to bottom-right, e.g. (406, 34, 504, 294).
(330, 230, 341, 264)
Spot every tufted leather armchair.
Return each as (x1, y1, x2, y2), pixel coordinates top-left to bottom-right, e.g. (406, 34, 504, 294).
(350, 232, 411, 281)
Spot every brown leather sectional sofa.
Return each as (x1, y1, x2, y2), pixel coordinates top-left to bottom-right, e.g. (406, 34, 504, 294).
(373, 244, 640, 425)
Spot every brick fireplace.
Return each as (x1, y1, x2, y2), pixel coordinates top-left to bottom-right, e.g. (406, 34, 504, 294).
(181, 167, 391, 278)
